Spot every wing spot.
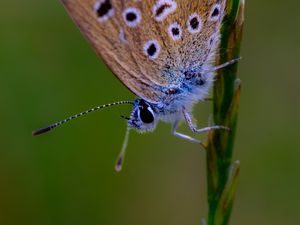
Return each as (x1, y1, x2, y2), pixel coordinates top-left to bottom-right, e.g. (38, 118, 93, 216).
(94, 0, 114, 22)
(126, 12, 137, 21)
(153, 0, 177, 22)
(119, 28, 127, 43)
(156, 4, 171, 16)
(187, 13, 202, 34)
(144, 40, 161, 60)
(123, 7, 142, 27)
(172, 28, 179, 35)
(209, 4, 222, 22)
(168, 22, 182, 41)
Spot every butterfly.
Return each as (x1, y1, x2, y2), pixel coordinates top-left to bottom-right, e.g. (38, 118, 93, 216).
(33, 0, 240, 171)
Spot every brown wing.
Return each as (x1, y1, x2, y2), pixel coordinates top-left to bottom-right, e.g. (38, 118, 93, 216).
(60, 0, 226, 103)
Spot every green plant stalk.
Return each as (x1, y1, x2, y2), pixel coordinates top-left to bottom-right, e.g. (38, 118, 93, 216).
(205, 0, 244, 225)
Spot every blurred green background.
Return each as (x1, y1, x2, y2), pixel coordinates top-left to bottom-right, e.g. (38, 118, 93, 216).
(1, 1, 300, 225)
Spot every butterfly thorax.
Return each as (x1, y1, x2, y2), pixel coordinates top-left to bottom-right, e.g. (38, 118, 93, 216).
(128, 68, 215, 132)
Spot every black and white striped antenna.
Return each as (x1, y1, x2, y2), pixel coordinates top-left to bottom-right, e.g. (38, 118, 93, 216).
(32, 101, 133, 136)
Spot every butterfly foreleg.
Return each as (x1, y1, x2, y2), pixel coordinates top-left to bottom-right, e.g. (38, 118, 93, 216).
(172, 121, 201, 144)
(182, 108, 230, 134)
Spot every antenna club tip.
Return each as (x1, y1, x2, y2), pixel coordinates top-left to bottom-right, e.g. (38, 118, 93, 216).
(32, 127, 52, 136)
(115, 166, 122, 173)
(115, 155, 124, 172)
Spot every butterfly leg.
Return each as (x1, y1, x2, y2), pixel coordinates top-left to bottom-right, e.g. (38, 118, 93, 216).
(172, 121, 201, 144)
(182, 108, 230, 133)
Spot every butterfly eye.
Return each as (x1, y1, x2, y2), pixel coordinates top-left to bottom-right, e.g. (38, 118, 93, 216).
(210, 4, 221, 22)
(94, 0, 114, 22)
(139, 107, 154, 124)
(123, 7, 141, 27)
(168, 22, 182, 41)
(187, 13, 202, 34)
(138, 101, 155, 124)
(144, 40, 161, 60)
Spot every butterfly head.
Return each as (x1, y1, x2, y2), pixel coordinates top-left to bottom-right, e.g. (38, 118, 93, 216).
(127, 99, 158, 133)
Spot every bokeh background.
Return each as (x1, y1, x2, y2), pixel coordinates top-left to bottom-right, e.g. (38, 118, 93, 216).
(1, 1, 299, 225)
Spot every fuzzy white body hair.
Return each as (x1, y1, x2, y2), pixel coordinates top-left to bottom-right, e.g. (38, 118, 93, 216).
(158, 70, 215, 124)
(157, 33, 221, 124)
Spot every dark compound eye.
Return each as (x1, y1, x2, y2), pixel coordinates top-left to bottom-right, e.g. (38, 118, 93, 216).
(140, 108, 154, 124)
(139, 100, 154, 124)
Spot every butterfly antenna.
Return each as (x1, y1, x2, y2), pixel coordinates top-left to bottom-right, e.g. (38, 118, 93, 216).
(115, 126, 131, 172)
(208, 57, 242, 73)
(32, 101, 134, 136)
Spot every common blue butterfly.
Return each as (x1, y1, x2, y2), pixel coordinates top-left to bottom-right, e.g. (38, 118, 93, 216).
(33, 0, 240, 171)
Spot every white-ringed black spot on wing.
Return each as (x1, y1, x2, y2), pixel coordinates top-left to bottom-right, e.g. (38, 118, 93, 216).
(153, 0, 177, 22)
(187, 13, 202, 34)
(93, 0, 114, 22)
(143, 40, 161, 60)
(209, 4, 221, 22)
(123, 7, 142, 27)
(168, 22, 182, 41)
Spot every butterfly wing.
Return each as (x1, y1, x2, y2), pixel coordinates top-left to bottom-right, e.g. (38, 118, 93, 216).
(61, 0, 168, 103)
(60, 0, 226, 103)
